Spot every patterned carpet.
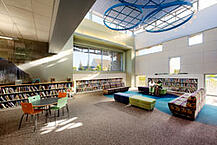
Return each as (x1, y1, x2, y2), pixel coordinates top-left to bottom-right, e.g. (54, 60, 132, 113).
(0, 93, 217, 145)
(105, 91, 217, 126)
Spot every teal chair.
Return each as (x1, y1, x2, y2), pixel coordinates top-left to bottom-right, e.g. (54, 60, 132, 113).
(50, 97, 69, 122)
(28, 95, 43, 120)
(28, 95, 40, 103)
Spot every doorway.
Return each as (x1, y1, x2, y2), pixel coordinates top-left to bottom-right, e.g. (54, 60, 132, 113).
(205, 74, 217, 96)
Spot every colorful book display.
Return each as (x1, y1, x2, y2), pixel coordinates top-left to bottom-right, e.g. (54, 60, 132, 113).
(148, 78, 198, 93)
(75, 78, 124, 93)
(0, 81, 73, 109)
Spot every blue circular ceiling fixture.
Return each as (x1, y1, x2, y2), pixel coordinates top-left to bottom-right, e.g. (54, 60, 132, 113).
(119, 0, 167, 8)
(103, 3, 143, 31)
(142, 0, 195, 32)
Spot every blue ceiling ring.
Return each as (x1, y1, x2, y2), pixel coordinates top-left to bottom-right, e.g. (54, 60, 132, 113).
(142, 1, 194, 33)
(119, 0, 167, 8)
(103, 3, 143, 31)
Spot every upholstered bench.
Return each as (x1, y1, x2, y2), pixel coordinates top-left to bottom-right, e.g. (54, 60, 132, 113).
(138, 87, 149, 95)
(129, 95, 156, 111)
(114, 93, 133, 104)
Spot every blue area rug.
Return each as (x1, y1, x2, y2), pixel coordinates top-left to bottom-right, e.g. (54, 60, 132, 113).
(105, 91, 217, 126)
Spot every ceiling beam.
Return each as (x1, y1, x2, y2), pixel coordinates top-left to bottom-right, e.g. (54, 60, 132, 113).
(49, 0, 96, 53)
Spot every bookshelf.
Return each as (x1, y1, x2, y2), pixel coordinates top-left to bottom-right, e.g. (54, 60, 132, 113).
(75, 78, 124, 93)
(148, 78, 198, 93)
(0, 81, 73, 109)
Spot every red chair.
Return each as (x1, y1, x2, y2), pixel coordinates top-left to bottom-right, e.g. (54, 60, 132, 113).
(18, 103, 43, 132)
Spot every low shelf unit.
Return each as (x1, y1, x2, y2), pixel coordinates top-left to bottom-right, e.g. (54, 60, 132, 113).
(0, 81, 74, 109)
(75, 78, 124, 93)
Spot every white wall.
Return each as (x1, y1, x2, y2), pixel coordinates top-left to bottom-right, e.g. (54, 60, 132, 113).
(135, 27, 217, 88)
(135, 4, 217, 49)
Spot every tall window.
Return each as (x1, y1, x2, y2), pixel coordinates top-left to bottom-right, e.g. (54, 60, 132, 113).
(73, 47, 89, 71)
(73, 46, 123, 72)
(169, 57, 181, 74)
(188, 33, 203, 46)
(102, 50, 112, 71)
(199, 0, 217, 10)
(137, 45, 163, 56)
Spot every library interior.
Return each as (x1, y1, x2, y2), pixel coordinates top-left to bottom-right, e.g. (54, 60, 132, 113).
(1, 0, 217, 145)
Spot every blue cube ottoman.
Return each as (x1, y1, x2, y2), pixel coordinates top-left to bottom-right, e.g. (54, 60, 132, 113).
(114, 93, 133, 104)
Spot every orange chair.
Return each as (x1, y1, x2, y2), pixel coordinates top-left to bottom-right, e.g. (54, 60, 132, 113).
(58, 92, 67, 98)
(18, 103, 43, 132)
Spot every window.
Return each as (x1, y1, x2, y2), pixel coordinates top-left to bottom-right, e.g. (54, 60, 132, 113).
(169, 57, 181, 74)
(73, 46, 123, 72)
(199, 0, 217, 10)
(73, 47, 89, 71)
(188, 33, 203, 46)
(112, 52, 123, 71)
(92, 14, 104, 25)
(89, 49, 102, 71)
(137, 45, 163, 56)
(102, 50, 112, 71)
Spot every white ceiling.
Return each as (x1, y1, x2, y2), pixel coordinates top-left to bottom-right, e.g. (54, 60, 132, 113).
(0, 0, 54, 42)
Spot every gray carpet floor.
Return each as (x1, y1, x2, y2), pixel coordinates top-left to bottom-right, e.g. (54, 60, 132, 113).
(0, 93, 217, 145)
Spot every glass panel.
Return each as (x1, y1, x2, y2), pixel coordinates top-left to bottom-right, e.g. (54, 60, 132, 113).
(112, 52, 122, 71)
(169, 57, 181, 74)
(102, 50, 112, 71)
(89, 49, 102, 71)
(189, 33, 203, 46)
(92, 14, 104, 25)
(73, 46, 89, 71)
(199, 0, 217, 10)
(205, 74, 217, 96)
(137, 45, 163, 56)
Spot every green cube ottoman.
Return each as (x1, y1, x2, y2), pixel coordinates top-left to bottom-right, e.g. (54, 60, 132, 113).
(129, 95, 156, 111)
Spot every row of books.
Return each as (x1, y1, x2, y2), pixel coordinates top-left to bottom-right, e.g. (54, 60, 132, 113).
(76, 78, 124, 93)
(0, 82, 73, 109)
(0, 84, 71, 95)
(76, 78, 122, 85)
(148, 78, 198, 93)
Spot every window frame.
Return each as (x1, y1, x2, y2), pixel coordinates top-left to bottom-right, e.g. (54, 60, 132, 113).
(73, 45, 124, 72)
(188, 32, 203, 46)
(169, 56, 181, 74)
(136, 44, 163, 56)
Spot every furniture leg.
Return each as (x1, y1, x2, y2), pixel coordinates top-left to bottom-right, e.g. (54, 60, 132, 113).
(49, 106, 51, 115)
(54, 110, 57, 125)
(26, 114, 28, 122)
(62, 108, 64, 116)
(34, 114, 37, 132)
(58, 109, 60, 117)
(45, 109, 48, 123)
(18, 114, 25, 130)
(66, 104, 69, 118)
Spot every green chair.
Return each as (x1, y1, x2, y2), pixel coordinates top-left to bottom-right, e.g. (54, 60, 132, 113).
(160, 89, 167, 95)
(50, 97, 69, 122)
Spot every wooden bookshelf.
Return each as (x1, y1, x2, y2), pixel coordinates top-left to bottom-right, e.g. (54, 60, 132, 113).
(75, 78, 124, 93)
(0, 81, 74, 109)
(148, 78, 198, 93)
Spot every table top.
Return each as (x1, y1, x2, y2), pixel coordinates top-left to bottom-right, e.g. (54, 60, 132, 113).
(32, 97, 59, 107)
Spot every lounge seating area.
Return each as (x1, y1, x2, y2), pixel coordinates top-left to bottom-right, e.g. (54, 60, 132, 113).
(103, 83, 129, 95)
(114, 92, 156, 111)
(138, 86, 167, 96)
(168, 88, 206, 120)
